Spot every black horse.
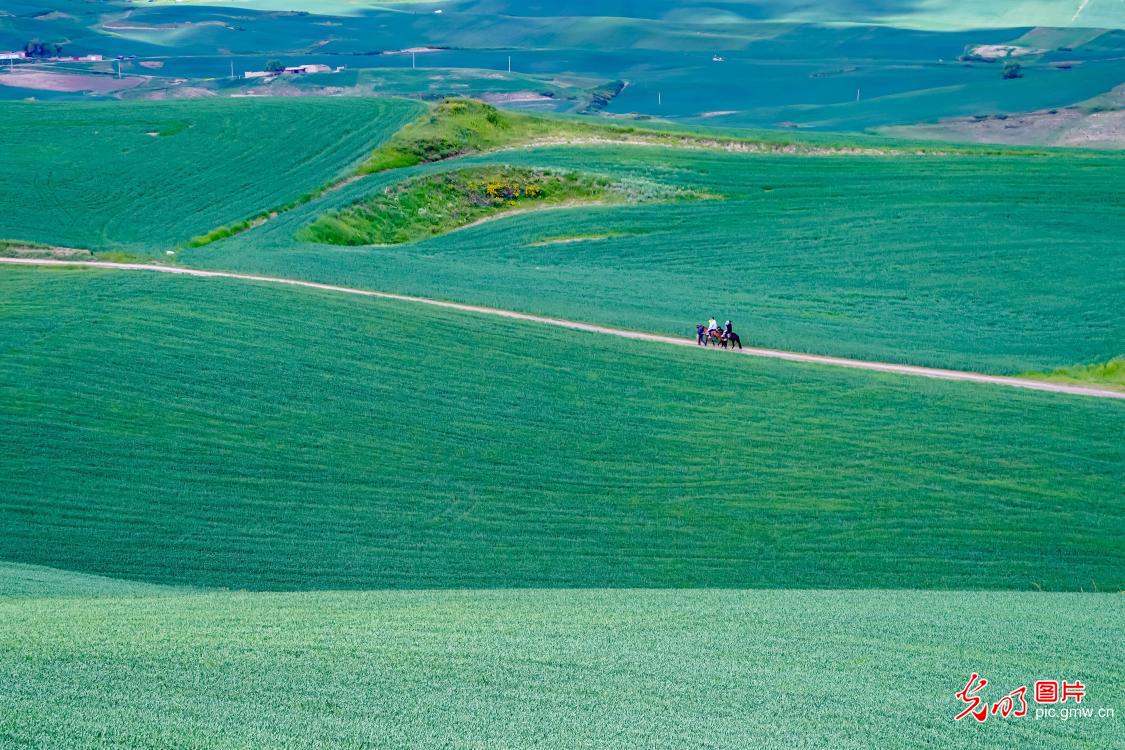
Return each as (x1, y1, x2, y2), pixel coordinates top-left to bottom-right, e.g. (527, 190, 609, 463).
(721, 331, 742, 350)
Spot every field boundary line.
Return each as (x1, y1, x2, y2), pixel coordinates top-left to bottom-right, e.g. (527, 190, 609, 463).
(2, 257, 1121, 401)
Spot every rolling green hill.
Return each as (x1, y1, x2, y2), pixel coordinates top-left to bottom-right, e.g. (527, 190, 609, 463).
(1, 578, 1121, 749)
(4, 97, 1119, 375)
(2, 267, 1121, 592)
(0, 97, 421, 252)
(1, 1, 1122, 746)
(1, 262, 1122, 747)
(199, 140, 1125, 375)
(89, 0, 1125, 30)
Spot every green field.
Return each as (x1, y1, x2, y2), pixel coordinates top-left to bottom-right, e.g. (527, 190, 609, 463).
(1, 267, 1121, 592)
(0, 97, 421, 252)
(4, 96, 1121, 374)
(1, 571, 1121, 749)
(0, 266, 1122, 747)
(196, 140, 1125, 375)
(1, 28, 1122, 744)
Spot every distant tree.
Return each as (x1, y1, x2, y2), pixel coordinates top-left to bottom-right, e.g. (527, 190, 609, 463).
(1002, 62, 1023, 80)
(265, 59, 285, 73)
(23, 39, 62, 58)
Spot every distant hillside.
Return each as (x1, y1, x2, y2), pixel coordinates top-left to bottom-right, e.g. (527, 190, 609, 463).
(1, 0, 1122, 137)
(122, 1, 1125, 31)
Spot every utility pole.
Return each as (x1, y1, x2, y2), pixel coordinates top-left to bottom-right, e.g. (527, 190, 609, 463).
(658, 90, 662, 107)
(856, 87, 861, 102)
(412, 51, 416, 69)
(507, 55, 511, 73)
(230, 59, 234, 80)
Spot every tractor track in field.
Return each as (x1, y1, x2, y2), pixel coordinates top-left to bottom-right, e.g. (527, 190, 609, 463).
(2, 257, 1122, 401)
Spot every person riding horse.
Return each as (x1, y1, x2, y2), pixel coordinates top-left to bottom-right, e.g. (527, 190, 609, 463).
(698, 318, 742, 349)
(721, 320, 742, 349)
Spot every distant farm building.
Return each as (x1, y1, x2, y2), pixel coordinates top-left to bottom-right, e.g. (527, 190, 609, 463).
(0, 51, 26, 60)
(285, 64, 332, 74)
(244, 63, 335, 79)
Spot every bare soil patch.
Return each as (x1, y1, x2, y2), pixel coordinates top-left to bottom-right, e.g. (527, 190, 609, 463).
(967, 44, 1043, 60)
(0, 245, 91, 259)
(134, 86, 217, 100)
(0, 71, 145, 93)
(530, 234, 619, 247)
(480, 91, 556, 104)
(883, 107, 1125, 149)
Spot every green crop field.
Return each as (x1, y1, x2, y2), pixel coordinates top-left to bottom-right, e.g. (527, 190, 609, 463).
(2, 574, 1121, 750)
(0, 97, 421, 252)
(0, 267, 1122, 748)
(1, 267, 1121, 592)
(5, 97, 1120, 374)
(195, 140, 1125, 376)
(1, 5, 1123, 741)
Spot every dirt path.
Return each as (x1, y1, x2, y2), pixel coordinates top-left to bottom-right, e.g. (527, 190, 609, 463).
(2, 257, 1121, 401)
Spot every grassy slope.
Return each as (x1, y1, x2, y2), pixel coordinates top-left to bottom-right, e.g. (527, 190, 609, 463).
(1, 582, 1122, 750)
(196, 143, 1125, 375)
(0, 562, 180, 598)
(0, 97, 422, 253)
(1, 268, 1121, 592)
(133, 0, 1125, 30)
(300, 165, 656, 246)
(356, 98, 921, 175)
(1027, 357, 1125, 391)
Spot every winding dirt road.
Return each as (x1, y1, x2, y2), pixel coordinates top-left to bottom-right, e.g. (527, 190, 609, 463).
(2, 257, 1121, 401)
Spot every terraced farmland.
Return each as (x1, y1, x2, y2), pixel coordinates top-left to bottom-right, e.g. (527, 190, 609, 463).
(0, 97, 421, 252)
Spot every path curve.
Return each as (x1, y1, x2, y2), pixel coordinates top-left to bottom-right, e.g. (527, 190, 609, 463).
(2, 257, 1122, 401)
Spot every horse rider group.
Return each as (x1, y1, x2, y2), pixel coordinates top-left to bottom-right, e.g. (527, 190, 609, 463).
(696, 317, 741, 348)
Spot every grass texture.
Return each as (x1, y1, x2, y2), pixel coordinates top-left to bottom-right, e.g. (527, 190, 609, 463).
(0, 97, 422, 252)
(1027, 357, 1125, 392)
(1, 583, 1121, 749)
(356, 97, 963, 176)
(301, 165, 688, 245)
(199, 144, 1125, 375)
(0, 267, 1121, 592)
